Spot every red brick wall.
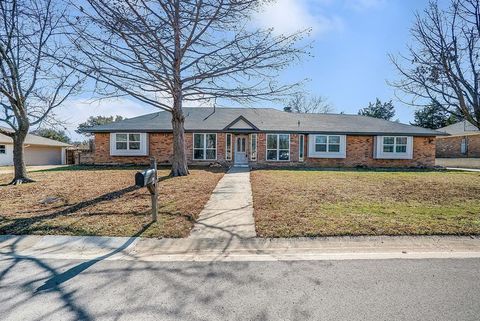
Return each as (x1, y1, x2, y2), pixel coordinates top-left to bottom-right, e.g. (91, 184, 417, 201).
(436, 135, 480, 158)
(255, 134, 436, 168)
(94, 132, 436, 168)
(94, 132, 229, 165)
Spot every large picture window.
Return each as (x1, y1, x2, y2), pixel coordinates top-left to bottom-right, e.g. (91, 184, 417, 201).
(110, 133, 148, 156)
(375, 136, 413, 159)
(308, 134, 346, 158)
(266, 134, 290, 161)
(194, 133, 217, 160)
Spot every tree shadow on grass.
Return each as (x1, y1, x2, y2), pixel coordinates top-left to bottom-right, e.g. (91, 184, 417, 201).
(0, 185, 140, 235)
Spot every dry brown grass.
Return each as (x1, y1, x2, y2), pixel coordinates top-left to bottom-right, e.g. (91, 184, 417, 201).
(251, 169, 480, 237)
(0, 166, 225, 238)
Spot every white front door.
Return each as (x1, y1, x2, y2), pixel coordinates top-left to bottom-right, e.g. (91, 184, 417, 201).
(234, 136, 248, 165)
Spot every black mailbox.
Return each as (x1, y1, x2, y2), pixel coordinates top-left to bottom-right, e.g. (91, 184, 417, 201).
(135, 169, 156, 187)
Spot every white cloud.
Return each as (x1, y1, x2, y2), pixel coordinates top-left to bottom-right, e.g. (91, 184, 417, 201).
(53, 96, 213, 141)
(254, 0, 344, 36)
(345, 0, 386, 11)
(53, 97, 159, 141)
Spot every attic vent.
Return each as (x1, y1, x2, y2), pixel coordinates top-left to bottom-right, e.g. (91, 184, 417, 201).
(298, 120, 300, 127)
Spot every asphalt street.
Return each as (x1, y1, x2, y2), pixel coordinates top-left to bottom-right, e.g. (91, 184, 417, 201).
(1, 257, 479, 321)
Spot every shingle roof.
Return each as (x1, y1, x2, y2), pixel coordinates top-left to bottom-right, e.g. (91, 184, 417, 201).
(437, 121, 479, 136)
(84, 107, 446, 136)
(0, 127, 71, 147)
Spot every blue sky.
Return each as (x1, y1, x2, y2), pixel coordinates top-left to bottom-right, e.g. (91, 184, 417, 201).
(59, 0, 432, 141)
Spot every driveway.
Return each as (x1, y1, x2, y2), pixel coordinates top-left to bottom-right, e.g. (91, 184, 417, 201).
(0, 165, 70, 175)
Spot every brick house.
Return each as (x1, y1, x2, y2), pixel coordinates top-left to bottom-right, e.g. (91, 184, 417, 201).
(85, 107, 444, 168)
(436, 121, 480, 158)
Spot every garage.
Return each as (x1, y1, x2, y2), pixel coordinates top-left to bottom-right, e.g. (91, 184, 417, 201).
(0, 129, 70, 166)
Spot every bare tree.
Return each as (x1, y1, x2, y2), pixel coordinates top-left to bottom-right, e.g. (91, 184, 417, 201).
(67, 0, 307, 176)
(284, 92, 333, 113)
(0, 0, 82, 184)
(389, 0, 480, 129)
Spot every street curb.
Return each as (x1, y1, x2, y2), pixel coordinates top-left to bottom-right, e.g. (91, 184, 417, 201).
(1, 234, 480, 262)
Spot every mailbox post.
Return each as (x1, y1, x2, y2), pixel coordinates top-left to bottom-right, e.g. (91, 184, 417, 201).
(135, 158, 158, 222)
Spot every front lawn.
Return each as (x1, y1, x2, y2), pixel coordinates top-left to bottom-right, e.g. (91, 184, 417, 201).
(251, 169, 480, 237)
(0, 166, 224, 238)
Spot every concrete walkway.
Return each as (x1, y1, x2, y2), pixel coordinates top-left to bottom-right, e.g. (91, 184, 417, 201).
(446, 167, 480, 172)
(189, 166, 256, 239)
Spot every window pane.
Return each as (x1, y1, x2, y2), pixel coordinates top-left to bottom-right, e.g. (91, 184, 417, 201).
(315, 144, 327, 152)
(194, 149, 204, 160)
(396, 137, 407, 145)
(0, 145, 5, 154)
(251, 135, 257, 153)
(279, 150, 289, 160)
(129, 142, 140, 150)
(315, 136, 327, 144)
(328, 136, 340, 144)
(279, 134, 289, 149)
(206, 134, 216, 148)
(194, 134, 204, 148)
(116, 142, 127, 150)
(299, 136, 304, 158)
(383, 137, 394, 144)
(383, 145, 394, 153)
(129, 134, 140, 142)
(116, 134, 127, 142)
(226, 134, 232, 160)
(396, 145, 407, 153)
(328, 144, 340, 152)
(226, 134, 231, 149)
(206, 149, 216, 160)
(267, 135, 277, 149)
(267, 150, 277, 160)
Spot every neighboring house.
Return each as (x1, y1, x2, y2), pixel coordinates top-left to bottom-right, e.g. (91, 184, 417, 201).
(436, 121, 480, 158)
(84, 107, 444, 168)
(0, 128, 70, 166)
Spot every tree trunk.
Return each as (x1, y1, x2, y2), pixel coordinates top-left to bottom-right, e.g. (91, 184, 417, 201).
(10, 127, 34, 185)
(170, 99, 189, 177)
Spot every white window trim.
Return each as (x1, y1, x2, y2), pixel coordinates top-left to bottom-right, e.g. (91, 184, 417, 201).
(375, 136, 413, 159)
(0, 144, 6, 154)
(193, 133, 217, 161)
(308, 134, 346, 159)
(110, 133, 148, 156)
(266, 134, 290, 161)
(250, 133, 257, 161)
(225, 133, 232, 161)
(299, 134, 305, 162)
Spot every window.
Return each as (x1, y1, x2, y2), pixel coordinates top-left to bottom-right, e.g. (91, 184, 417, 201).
(382, 136, 407, 153)
(461, 138, 467, 155)
(266, 134, 290, 161)
(250, 134, 257, 161)
(308, 135, 346, 158)
(299, 135, 304, 162)
(193, 133, 217, 160)
(226, 134, 232, 160)
(0, 145, 5, 154)
(375, 136, 413, 159)
(110, 133, 148, 156)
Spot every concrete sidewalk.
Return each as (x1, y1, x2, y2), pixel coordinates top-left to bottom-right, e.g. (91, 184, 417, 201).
(2, 234, 480, 262)
(188, 166, 256, 239)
